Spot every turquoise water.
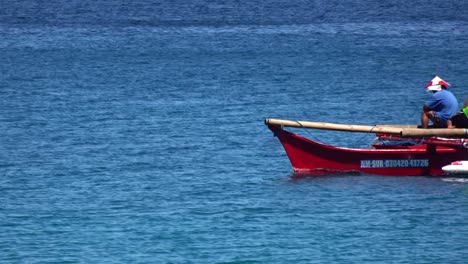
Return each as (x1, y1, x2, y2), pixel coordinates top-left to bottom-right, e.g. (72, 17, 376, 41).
(2, 1, 468, 263)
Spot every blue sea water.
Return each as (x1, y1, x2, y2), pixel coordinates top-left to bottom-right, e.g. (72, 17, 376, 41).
(2, 0, 468, 263)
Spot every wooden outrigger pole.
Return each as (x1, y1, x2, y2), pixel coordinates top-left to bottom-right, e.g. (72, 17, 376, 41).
(265, 118, 468, 138)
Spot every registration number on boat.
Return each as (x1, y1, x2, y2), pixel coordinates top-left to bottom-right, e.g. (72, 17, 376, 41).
(360, 159, 428, 168)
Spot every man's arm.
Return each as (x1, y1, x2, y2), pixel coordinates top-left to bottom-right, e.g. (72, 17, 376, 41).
(423, 104, 432, 112)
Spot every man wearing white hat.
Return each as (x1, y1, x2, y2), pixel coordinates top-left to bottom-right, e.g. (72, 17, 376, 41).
(421, 76, 458, 128)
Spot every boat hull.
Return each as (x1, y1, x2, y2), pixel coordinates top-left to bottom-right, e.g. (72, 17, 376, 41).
(268, 125, 468, 176)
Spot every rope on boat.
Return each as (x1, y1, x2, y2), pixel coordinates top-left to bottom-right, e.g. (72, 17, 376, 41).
(295, 121, 304, 128)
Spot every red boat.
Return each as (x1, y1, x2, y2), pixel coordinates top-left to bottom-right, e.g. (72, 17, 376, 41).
(265, 118, 468, 176)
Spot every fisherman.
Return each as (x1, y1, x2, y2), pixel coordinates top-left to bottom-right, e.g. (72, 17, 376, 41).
(421, 76, 458, 128)
(448, 96, 468, 128)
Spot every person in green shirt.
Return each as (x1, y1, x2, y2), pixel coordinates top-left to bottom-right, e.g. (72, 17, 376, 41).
(448, 97, 468, 128)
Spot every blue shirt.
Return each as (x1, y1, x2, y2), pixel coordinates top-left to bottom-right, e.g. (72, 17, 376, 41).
(425, 89, 458, 127)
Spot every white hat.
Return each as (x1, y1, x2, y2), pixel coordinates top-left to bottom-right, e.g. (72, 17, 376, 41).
(425, 76, 450, 91)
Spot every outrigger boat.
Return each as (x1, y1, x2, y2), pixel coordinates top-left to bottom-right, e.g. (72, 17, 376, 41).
(265, 118, 468, 176)
(442, 161, 468, 174)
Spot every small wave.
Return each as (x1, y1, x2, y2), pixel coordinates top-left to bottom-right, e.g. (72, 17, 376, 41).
(441, 178, 468, 183)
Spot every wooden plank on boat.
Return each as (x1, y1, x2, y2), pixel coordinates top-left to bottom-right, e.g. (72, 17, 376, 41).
(265, 118, 468, 138)
(265, 118, 403, 134)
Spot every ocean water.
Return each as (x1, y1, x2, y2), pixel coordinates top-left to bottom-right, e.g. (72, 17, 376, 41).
(2, 1, 468, 263)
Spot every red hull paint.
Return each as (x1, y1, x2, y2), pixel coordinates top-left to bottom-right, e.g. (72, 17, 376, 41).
(268, 125, 468, 176)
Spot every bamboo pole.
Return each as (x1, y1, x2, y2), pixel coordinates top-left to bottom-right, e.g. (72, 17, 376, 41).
(265, 118, 468, 138)
(376, 124, 417, 128)
(265, 118, 403, 134)
(400, 128, 468, 137)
